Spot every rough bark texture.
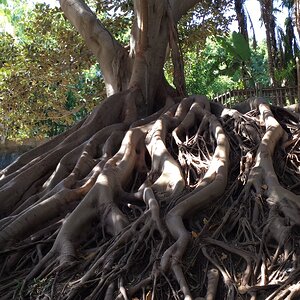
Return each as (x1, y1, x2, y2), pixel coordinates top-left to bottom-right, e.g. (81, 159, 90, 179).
(60, 0, 131, 95)
(1, 1, 300, 300)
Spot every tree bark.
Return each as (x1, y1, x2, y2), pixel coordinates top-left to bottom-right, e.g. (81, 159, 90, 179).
(59, 0, 131, 95)
(1, 1, 300, 300)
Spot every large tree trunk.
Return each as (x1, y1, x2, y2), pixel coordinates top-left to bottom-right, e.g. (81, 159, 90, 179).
(1, 1, 300, 300)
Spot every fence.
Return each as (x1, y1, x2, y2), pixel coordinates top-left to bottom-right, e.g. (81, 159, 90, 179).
(213, 86, 298, 107)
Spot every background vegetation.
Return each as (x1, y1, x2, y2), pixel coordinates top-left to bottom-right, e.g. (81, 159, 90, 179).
(0, 0, 299, 141)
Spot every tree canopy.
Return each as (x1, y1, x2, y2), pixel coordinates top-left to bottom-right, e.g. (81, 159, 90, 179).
(2, 0, 297, 141)
(0, 1, 104, 140)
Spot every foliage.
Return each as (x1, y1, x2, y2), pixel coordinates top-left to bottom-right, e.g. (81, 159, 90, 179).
(250, 41, 270, 86)
(94, 0, 133, 44)
(216, 31, 254, 88)
(257, 0, 299, 86)
(218, 31, 251, 62)
(276, 12, 299, 85)
(1, 0, 237, 141)
(178, 0, 234, 50)
(94, 0, 234, 49)
(0, 0, 33, 37)
(1, 0, 299, 141)
(182, 38, 240, 98)
(0, 2, 104, 141)
(177, 36, 269, 99)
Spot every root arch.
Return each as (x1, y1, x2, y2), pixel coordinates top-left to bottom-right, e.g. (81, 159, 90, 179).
(1, 94, 300, 300)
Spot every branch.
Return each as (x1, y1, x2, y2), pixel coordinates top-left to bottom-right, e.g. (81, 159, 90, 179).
(170, 0, 201, 22)
(59, 0, 130, 95)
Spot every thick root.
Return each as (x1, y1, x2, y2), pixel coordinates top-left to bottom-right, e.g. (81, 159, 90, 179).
(1, 95, 300, 300)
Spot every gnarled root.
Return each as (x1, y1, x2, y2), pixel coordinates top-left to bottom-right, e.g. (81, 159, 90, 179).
(2, 95, 300, 300)
(161, 99, 230, 299)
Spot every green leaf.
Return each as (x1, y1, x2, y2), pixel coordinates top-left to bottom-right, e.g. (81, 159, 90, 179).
(232, 31, 251, 61)
(216, 36, 239, 59)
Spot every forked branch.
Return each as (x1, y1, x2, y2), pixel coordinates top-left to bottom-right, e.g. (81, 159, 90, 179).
(59, 0, 131, 95)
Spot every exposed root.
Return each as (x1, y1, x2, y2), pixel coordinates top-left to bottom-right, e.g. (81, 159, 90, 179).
(160, 99, 230, 299)
(206, 268, 220, 300)
(1, 95, 300, 299)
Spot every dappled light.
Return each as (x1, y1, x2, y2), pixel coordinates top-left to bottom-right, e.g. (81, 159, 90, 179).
(1, 0, 300, 299)
(1, 95, 300, 299)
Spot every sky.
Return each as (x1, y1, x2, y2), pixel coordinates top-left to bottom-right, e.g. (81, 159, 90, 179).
(230, 0, 289, 42)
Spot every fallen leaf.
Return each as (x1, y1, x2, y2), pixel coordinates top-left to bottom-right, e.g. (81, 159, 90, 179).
(192, 231, 200, 238)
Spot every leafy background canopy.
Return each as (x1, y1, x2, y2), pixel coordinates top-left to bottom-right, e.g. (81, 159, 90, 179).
(0, 0, 297, 141)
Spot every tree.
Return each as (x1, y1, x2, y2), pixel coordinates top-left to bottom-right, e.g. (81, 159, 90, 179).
(234, 0, 249, 42)
(295, 0, 300, 40)
(276, 0, 299, 86)
(1, 0, 232, 141)
(183, 37, 241, 97)
(217, 31, 254, 88)
(259, 0, 278, 85)
(0, 3, 104, 141)
(1, 1, 300, 299)
(234, 0, 251, 88)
